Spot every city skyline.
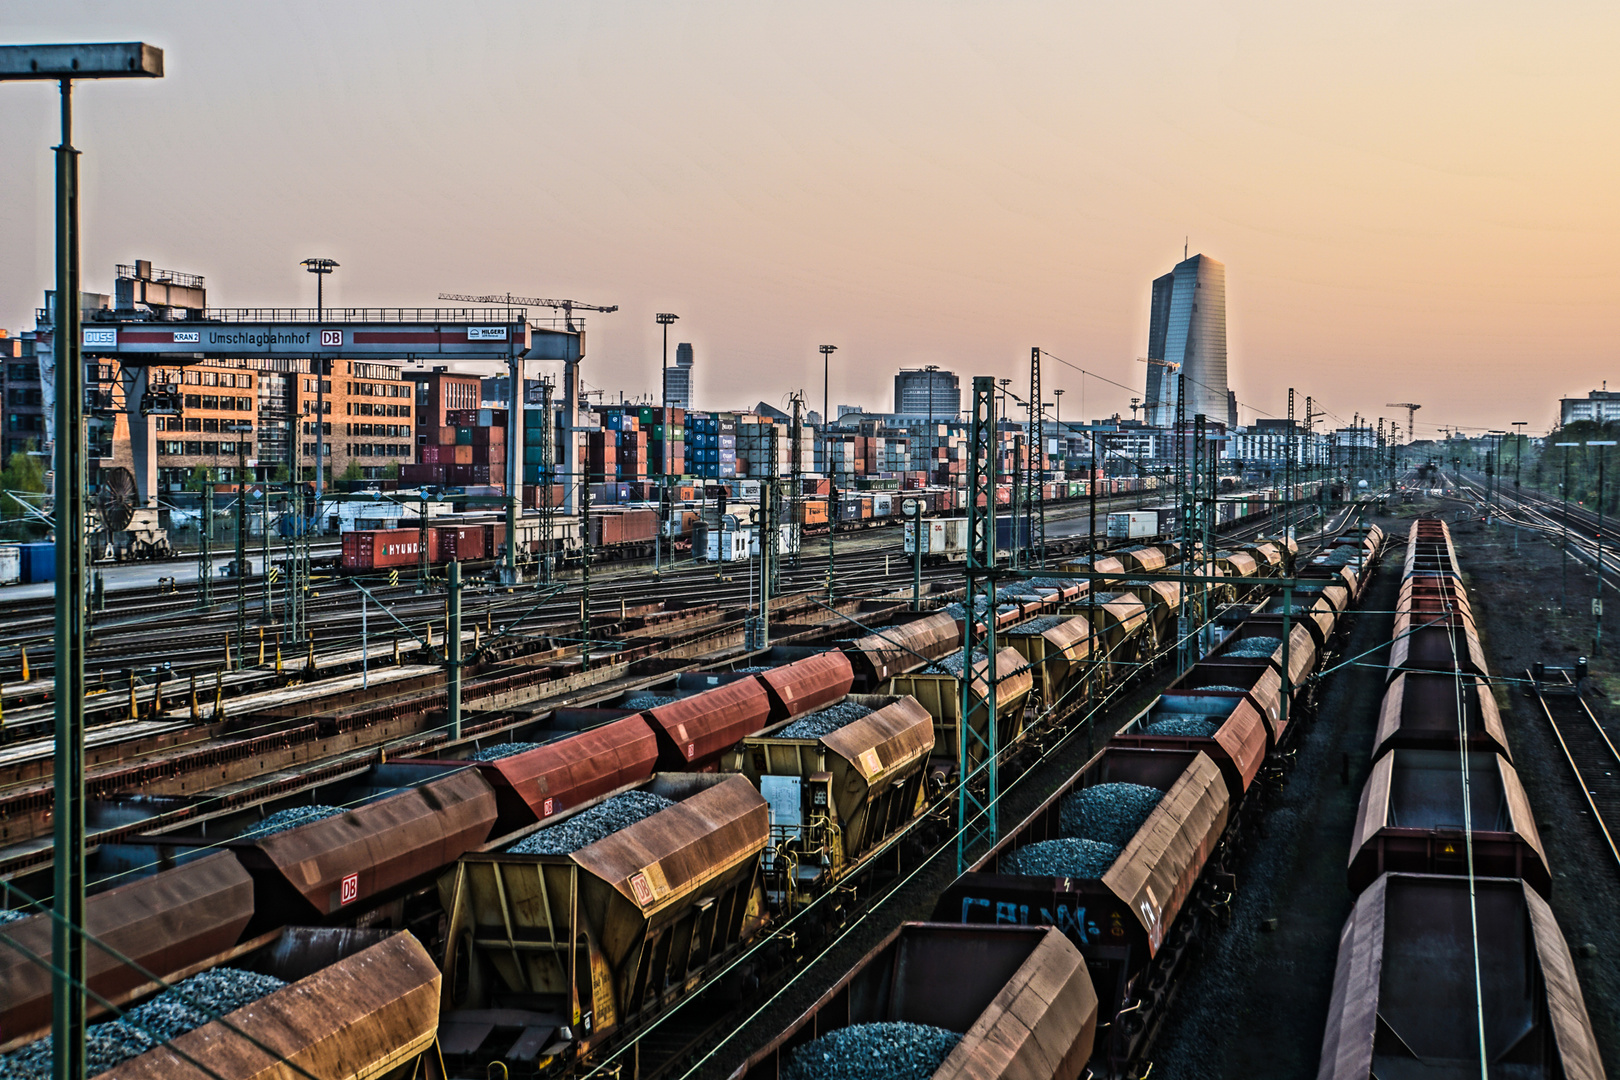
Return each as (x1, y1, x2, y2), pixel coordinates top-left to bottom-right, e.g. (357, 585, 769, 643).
(3, 3, 1618, 437)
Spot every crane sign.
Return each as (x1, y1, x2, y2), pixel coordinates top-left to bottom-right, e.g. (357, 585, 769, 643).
(439, 292, 619, 333)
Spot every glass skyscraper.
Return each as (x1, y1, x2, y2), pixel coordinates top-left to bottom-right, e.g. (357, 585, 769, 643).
(1144, 253, 1227, 427)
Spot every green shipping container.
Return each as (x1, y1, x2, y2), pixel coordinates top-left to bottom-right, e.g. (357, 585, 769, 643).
(456, 428, 473, 446)
(524, 445, 545, 464)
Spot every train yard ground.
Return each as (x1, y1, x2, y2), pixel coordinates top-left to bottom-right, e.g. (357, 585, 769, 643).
(1153, 492, 1620, 1079)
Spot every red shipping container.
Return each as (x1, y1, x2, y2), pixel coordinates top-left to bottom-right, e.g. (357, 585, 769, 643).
(418, 445, 443, 464)
(472, 426, 506, 446)
(400, 463, 446, 485)
(435, 524, 488, 561)
(342, 527, 436, 570)
(589, 508, 658, 547)
(485, 522, 507, 559)
(471, 445, 506, 466)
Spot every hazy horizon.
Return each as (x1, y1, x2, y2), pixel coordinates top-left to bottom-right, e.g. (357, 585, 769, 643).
(4, 2, 1618, 437)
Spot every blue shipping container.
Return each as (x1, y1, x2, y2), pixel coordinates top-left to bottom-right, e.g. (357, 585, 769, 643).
(19, 542, 55, 584)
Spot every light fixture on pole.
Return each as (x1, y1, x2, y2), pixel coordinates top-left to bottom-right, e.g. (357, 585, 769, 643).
(301, 258, 338, 502)
(1589, 439, 1616, 655)
(1556, 441, 1579, 609)
(656, 313, 679, 476)
(1053, 388, 1065, 477)
(0, 41, 164, 1080)
(819, 345, 837, 600)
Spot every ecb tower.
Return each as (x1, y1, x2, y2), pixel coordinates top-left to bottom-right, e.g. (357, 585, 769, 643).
(1143, 253, 1227, 427)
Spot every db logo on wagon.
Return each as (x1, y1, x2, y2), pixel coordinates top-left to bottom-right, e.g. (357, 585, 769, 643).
(340, 872, 359, 906)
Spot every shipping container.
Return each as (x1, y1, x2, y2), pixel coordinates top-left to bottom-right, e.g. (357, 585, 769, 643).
(17, 542, 53, 584)
(1106, 511, 1158, 540)
(341, 527, 436, 570)
(0, 544, 18, 586)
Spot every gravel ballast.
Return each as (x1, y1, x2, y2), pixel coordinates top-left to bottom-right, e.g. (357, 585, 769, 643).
(622, 693, 679, 710)
(1224, 636, 1280, 658)
(469, 742, 545, 761)
(0, 908, 32, 926)
(1004, 838, 1122, 879)
(1145, 715, 1222, 738)
(1060, 782, 1165, 848)
(776, 702, 874, 740)
(241, 805, 344, 838)
(1008, 615, 1070, 635)
(781, 1022, 962, 1080)
(1197, 685, 1249, 693)
(0, 968, 286, 1079)
(507, 791, 676, 855)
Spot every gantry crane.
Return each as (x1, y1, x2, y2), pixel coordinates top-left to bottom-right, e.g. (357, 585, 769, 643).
(438, 292, 619, 332)
(1386, 402, 1422, 444)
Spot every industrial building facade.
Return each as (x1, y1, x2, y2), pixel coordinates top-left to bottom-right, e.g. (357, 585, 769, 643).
(664, 342, 695, 411)
(893, 367, 960, 419)
(1144, 253, 1228, 427)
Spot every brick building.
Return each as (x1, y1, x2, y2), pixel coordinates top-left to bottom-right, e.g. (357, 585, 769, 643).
(0, 331, 44, 464)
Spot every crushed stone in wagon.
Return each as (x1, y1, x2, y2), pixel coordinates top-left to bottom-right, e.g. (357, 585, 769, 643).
(508, 791, 676, 855)
(1004, 837, 1123, 879)
(1060, 782, 1165, 848)
(776, 702, 874, 739)
(469, 741, 546, 761)
(240, 805, 344, 838)
(781, 1022, 962, 1080)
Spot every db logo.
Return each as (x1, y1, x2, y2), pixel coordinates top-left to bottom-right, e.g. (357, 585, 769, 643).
(320, 329, 343, 347)
(340, 873, 359, 906)
(542, 797, 555, 817)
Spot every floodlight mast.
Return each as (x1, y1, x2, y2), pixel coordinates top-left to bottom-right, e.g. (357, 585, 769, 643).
(0, 40, 164, 1080)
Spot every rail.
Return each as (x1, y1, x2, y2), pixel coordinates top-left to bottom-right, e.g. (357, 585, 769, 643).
(1526, 668, 1620, 873)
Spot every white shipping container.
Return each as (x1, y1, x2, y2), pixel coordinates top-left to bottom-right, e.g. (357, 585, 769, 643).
(0, 544, 19, 586)
(1106, 511, 1158, 540)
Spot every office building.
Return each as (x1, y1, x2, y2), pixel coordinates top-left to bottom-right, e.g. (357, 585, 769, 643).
(1143, 253, 1228, 427)
(893, 367, 960, 420)
(1560, 389, 1620, 426)
(664, 342, 694, 411)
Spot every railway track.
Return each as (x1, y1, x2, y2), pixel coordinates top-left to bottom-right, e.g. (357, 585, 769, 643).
(1527, 668, 1620, 872)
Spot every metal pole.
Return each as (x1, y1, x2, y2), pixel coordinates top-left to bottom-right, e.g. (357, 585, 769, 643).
(52, 75, 88, 1080)
(447, 559, 461, 739)
(200, 482, 213, 610)
(1600, 447, 1607, 656)
(912, 498, 923, 612)
(235, 437, 246, 668)
(504, 342, 520, 586)
(1557, 442, 1577, 610)
(361, 585, 368, 689)
(580, 465, 592, 671)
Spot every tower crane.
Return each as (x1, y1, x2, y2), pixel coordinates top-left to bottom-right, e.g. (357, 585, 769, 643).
(1386, 402, 1421, 444)
(438, 292, 619, 332)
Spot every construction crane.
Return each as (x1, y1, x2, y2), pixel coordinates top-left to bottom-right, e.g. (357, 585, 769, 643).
(438, 292, 619, 332)
(1386, 403, 1421, 444)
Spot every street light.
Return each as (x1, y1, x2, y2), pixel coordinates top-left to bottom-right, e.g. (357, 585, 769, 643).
(1053, 388, 1065, 478)
(819, 345, 837, 601)
(924, 363, 940, 427)
(0, 40, 164, 1079)
(656, 313, 679, 477)
(1589, 439, 1616, 654)
(301, 258, 338, 502)
(1556, 441, 1579, 610)
(1512, 421, 1528, 493)
(228, 421, 254, 669)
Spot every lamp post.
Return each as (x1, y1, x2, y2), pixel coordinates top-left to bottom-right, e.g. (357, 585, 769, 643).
(1512, 421, 1527, 495)
(1053, 388, 1065, 478)
(0, 41, 164, 1080)
(301, 258, 338, 503)
(228, 421, 253, 669)
(1556, 441, 1578, 610)
(820, 345, 837, 600)
(1590, 439, 1616, 654)
(924, 363, 939, 427)
(656, 313, 678, 477)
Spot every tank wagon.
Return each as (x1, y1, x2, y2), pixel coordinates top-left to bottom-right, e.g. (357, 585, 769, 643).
(1317, 517, 1603, 1078)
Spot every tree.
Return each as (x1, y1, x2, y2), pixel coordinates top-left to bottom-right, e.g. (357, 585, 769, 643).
(184, 465, 215, 492)
(340, 459, 364, 482)
(269, 464, 290, 483)
(0, 440, 45, 519)
(383, 461, 400, 480)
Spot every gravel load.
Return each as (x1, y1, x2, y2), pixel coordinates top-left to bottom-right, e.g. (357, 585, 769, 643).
(781, 1022, 962, 1080)
(934, 650, 989, 676)
(469, 741, 546, 761)
(0, 968, 286, 1079)
(1029, 577, 1075, 591)
(1060, 783, 1165, 848)
(732, 666, 773, 673)
(776, 702, 874, 740)
(240, 805, 344, 839)
(942, 600, 1019, 622)
(507, 791, 676, 855)
(1197, 684, 1249, 693)
(0, 908, 32, 926)
(1009, 615, 1070, 635)
(1004, 837, 1123, 879)
(1144, 715, 1222, 738)
(622, 693, 679, 710)
(1224, 636, 1281, 658)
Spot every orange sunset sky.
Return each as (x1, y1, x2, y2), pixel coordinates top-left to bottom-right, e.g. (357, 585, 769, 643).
(3, 2, 1617, 436)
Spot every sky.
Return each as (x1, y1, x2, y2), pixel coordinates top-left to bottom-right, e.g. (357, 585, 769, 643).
(3, 1, 1619, 438)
